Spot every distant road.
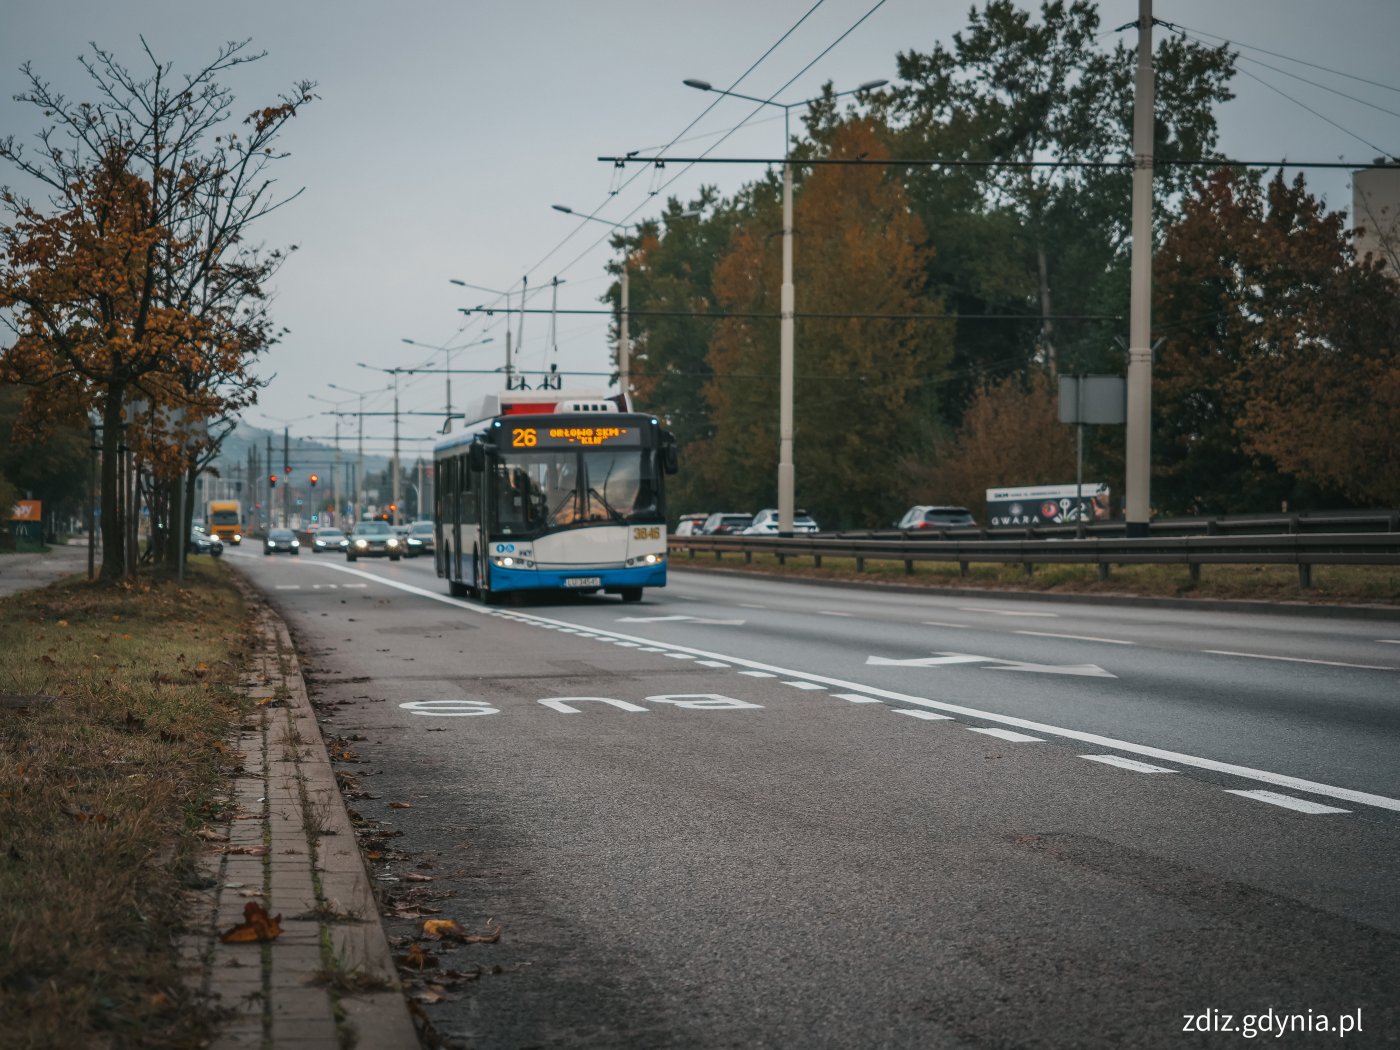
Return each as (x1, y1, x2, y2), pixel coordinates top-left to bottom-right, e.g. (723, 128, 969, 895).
(225, 548, 1400, 1049)
(0, 543, 90, 599)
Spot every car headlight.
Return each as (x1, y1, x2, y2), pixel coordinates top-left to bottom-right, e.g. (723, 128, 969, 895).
(355, 539, 367, 548)
(407, 537, 422, 546)
(387, 538, 399, 547)
(339, 539, 349, 546)
(291, 540, 299, 547)
(266, 539, 275, 547)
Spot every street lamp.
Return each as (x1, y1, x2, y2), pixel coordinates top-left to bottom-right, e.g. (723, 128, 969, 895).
(357, 364, 408, 526)
(401, 336, 494, 430)
(327, 382, 381, 525)
(551, 204, 702, 407)
(683, 76, 885, 535)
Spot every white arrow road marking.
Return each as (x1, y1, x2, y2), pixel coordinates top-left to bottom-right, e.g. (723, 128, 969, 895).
(983, 660, 1116, 678)
(866, 652, 993, 667)
(865, 651, 1115, 678)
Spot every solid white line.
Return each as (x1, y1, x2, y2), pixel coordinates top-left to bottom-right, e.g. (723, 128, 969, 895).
(960, 608, 1058, 617)
(264, 557, 1400, 815)
(968, 727, 1045, 743)
(818, 611, 853, 617)
(1203, 650, 1398, 671)
(738, 603, 768, 609)
(1081, 754, 1177, 774)
(895, 709, 954, 721)
(921, 621, 970, 629)
(1224, 790, 1350, 815)
(783, 681, 825, 690)
(1015, 630, 1136, 645)
(1376, 639, 1400, 645)
(833, 693, 884, 704)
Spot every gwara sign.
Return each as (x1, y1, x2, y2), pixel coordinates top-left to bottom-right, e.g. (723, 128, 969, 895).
(985, 484, 1109, 527)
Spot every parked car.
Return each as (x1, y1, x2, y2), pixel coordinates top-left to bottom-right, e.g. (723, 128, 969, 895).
(188, 529, 223, 557)
(264, 528, 300, 556)
(896, 505, 978, 530)
(742, 508, 819, 534)
(699, 512, 754, 535)
(674, 513, 708, 536)
(404, 521, 435, 557)
(311, 527, 349, 553)
(347, 520, 402, 561)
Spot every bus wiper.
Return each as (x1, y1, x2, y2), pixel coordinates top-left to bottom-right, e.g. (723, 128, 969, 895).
(546, 490, 576, 527)
(588, 486, 627, 525)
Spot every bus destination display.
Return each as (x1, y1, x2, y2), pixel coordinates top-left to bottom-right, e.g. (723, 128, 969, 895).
(509, 425, 640, 449)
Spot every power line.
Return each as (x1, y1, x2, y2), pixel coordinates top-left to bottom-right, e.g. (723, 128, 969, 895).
(456, 307, 1118, 321)
(598, 154, 1385, 170)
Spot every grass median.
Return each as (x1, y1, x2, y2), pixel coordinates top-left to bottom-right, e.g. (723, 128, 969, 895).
(0, 558, 253, 1049)
(672, 552, 1400, 606)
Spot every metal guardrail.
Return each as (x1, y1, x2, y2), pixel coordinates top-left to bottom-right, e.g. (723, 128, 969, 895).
(670, 530, 1400, 589)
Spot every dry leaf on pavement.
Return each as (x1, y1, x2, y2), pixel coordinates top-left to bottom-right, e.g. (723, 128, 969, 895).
(220, 901, 283, 943)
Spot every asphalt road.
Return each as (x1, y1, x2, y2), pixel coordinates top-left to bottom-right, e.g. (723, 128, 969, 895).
(227, 546, 1400, 1049)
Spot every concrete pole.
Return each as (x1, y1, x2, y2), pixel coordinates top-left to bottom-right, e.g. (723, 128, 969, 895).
(778, 155, 796, 536)
(356, 396, 364, 525)
(620, 259, 630, 409)
(1124, 0, 1155, 536)
(282, 428, 290, 528)
(332, 413, 342, 529)
(392, 372, 401, 526)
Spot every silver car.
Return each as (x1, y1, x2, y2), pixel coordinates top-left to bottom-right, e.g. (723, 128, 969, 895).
(347, 521, 402, 562)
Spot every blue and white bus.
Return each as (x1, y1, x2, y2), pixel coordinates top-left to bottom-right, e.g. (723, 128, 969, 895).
(433, 393, 678, 603)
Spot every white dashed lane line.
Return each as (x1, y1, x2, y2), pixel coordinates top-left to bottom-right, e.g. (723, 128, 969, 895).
(834, 693, 884, 704)
(967, 727, 1046, 743)
(1081, 754, 1177, 774)
(738, 670, 776, 678)
(1015, 630, 1136, 645)
(782, 681, 825, 690)
(894, 710, 954, 721)
(921, 621, 971, 629)
(818, 611, 853, 617)
(1225, 790, 1350, 815)
(960, 608, 1058, 617)
(1203, 650, 1398, 672)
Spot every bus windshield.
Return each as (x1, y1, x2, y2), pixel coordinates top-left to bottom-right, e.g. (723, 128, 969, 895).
(493, 449, 661, 534)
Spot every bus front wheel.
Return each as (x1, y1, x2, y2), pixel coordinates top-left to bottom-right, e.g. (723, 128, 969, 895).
(620, 587, 643, 603)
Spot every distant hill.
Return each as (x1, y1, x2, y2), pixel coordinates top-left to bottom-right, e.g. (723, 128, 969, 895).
(209, 419, 393, 480)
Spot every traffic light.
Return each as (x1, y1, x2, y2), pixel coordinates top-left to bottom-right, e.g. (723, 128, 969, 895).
(309, 473, 319, 488)
(269, 474, 278, 488)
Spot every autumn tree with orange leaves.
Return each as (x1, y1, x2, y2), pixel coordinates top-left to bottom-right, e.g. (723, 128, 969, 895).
(1153, 169, 1400, 512)
(695, 120, 952, 528)
(0, 39, 313, 578)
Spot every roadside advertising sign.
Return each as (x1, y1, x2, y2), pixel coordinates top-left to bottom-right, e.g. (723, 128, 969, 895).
(985, 485, 1109, 527)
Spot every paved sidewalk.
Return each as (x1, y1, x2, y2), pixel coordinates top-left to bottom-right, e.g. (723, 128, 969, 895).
(179, 594, 420, 1049)
(0, 543, 91, 599)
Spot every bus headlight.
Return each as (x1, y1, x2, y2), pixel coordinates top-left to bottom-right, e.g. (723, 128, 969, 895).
(491, 555, 534, 569)
(627, 552, 665, 566)
(233, 534, 242, 542)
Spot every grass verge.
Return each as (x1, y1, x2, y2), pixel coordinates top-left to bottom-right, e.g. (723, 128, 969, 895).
(672, 553, 1400, 606)
(0, 559, 253, 1049)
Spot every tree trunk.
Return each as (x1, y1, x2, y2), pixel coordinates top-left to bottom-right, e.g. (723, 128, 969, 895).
(1037, 245, 1057, 375)
(98, 385, 125, 581)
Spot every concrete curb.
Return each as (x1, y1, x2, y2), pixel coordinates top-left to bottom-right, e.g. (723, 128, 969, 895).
(180, 589, 420, 1049)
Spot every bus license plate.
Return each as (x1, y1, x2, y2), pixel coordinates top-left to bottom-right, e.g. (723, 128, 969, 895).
(564, 577, 601, 588)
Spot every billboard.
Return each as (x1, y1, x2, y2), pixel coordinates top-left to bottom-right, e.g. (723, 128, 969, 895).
(9, 500, 41, 521)
(985, 485, 1109, 527)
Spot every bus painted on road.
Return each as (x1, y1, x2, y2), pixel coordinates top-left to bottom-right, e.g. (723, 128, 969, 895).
(433, 393, 678, 603)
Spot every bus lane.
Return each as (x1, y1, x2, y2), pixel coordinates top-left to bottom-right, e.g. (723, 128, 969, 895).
(226, 549, 1400, 1050)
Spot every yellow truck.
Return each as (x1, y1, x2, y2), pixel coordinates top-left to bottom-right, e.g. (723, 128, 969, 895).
(205, 500, 243, 545)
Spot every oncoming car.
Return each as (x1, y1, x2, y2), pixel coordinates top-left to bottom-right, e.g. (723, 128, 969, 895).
(404, 521, 435, 557)
(264, 528, 300, 556)
(742, 508, 819, 534)
(312, 527, 349, 553)
(347, 520, 402, 562)
(896, 505, 978, 530)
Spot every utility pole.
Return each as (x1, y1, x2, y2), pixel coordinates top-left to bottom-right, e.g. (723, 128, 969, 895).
(1124, 0, 1155, 536)
(266, 434, 273, 532)
(283, 428, 291, 527)
(332, 412, 342, 528)
(392, 372, 401, 526)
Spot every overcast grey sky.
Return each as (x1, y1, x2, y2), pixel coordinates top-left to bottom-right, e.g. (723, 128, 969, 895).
(4, 1, 1399, 457)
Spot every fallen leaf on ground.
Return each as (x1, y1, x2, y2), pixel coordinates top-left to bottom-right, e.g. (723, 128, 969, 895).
(388, 801, 412, 809)
(218, 845, 268, 856)
(195, 827, 229, 842)
(402, 872, 433, 883)
(398, 944, 437, 970)
(220, 901, 283, 943)
(421, 919, 502, 944)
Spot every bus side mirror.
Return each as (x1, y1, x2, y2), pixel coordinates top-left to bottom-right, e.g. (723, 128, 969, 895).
(661, 432, 679, 475)
(468, 442, 485, 473)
